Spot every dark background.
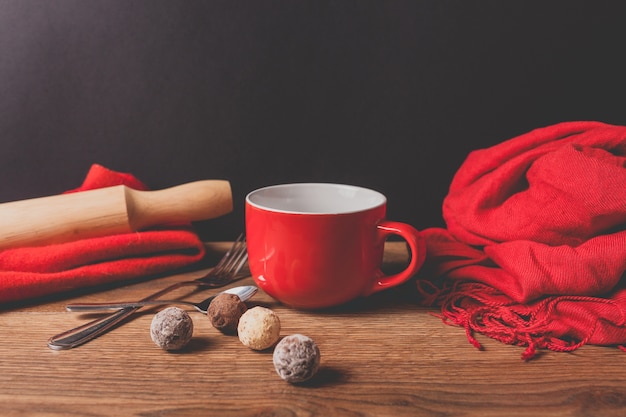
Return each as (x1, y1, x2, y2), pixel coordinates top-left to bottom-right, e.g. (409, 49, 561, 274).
(1, 1, 625, 240)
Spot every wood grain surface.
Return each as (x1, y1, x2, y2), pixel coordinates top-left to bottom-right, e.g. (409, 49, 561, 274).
(1, 242, 625, 417)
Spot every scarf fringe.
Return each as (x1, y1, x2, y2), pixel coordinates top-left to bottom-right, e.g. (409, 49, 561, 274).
(418, 280, 600, 360)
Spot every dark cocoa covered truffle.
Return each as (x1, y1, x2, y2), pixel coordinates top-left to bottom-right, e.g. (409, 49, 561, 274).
(207, 293, 247, 334)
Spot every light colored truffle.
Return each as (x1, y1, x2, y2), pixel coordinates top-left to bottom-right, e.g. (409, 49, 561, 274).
(273, 334, 320, 383)
(237, 306, 281, 350)
(208, 293, 247, 334)
(150, 307, 194, 351)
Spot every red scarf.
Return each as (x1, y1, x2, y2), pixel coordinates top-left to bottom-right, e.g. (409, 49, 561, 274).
(0, 164, 206, 304)
(416, 121, 626, 359)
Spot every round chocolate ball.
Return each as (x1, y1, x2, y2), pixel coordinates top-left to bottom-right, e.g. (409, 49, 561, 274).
(150, 307, 194, 351)
(273, 334, 321, 383)
(207, 293, 247, 334)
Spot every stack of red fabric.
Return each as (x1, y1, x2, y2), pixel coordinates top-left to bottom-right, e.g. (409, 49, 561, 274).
(0, 164, 206, 304)
(416, 121, 626, 359)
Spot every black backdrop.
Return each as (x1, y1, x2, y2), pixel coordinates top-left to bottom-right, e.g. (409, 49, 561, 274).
(1, 1, 625, 240)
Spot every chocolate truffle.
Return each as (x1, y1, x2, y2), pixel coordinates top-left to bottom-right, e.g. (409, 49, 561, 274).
(150, 307, 194, 351)
(273, 334, 321, 383)
(237, 306, 281, 350)
(207, 292, 247, 334)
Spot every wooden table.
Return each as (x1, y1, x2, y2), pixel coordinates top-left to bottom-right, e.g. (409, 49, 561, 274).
(2, 242, 625, 417)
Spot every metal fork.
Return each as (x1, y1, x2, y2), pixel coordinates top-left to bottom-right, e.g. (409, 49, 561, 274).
(47, 234, 248, 350)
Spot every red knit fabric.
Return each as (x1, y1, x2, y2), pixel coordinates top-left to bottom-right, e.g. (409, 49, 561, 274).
(415, 121, 626, 359)
(0, 164, 206, 303)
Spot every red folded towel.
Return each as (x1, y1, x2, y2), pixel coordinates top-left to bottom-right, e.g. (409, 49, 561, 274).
(0, 164, 206, 304)
(415, 121, 626, 359)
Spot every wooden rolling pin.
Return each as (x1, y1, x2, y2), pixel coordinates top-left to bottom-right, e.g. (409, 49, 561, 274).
(0, 180, 232, 250)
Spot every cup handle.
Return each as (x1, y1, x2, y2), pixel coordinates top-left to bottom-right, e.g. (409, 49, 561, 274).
(365, 220, 426, 296)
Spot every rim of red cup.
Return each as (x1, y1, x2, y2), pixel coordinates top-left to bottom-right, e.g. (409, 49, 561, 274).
(245, 183, 387, 215)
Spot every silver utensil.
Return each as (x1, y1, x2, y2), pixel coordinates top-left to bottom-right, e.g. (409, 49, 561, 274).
(65, 285, 258, 314)
(47, 234, 248, 350)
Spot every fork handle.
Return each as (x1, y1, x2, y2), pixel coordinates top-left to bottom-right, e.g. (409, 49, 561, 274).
(47, 307, 137, 350)
(66, 301, 169, 312)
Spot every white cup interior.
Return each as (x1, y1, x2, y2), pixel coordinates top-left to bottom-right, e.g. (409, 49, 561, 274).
(246, 183, 386, 214)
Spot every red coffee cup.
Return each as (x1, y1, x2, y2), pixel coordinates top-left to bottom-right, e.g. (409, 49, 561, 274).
(245, 183, 426, 309)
